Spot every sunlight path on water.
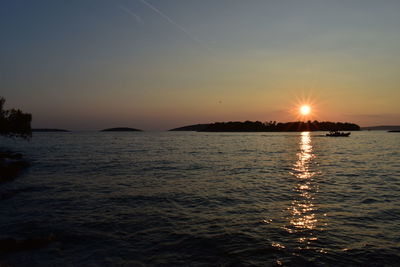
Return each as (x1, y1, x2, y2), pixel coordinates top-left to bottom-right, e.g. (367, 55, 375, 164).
(281, 132, 326, 259)
(1, 131, 399, 266)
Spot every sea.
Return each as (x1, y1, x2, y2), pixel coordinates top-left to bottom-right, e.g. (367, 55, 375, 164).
(1, 131, 399, 266)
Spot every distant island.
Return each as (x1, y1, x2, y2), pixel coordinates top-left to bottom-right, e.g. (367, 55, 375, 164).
(100, 127, 142, 132)
(169, 124, 209, 131)
(170, 121, 360, 132)
(361, 125, 400, 131)
(32, 128, 70, 132)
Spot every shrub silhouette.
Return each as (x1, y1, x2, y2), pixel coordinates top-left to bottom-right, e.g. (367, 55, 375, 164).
(0, 97, 32, 139)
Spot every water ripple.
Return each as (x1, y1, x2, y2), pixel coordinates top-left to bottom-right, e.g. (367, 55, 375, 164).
(1, 131, 399, 266)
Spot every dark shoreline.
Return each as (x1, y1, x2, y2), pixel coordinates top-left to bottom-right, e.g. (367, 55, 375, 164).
(170, 120, 361, 132)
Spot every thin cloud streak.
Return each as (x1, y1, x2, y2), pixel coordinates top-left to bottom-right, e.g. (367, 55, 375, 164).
(139, 0, 208, 49)
(118, 5, 144, 24)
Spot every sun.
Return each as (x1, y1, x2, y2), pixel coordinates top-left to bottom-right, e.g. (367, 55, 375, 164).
(287, 92, 320, 121)
(300, 105, 311, 116)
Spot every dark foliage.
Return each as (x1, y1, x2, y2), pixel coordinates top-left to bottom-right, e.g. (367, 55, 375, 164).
(199, 120, 360, 132)
(0, 97, 32, 139)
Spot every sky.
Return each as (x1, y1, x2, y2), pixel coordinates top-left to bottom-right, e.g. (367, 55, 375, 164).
(1, 0, 400, 130)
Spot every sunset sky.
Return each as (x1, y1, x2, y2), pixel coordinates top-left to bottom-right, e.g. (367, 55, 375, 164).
(1, 0, 399, 130)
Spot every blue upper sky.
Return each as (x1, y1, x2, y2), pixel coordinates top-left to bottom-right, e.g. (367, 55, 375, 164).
(1, 0, 400, 130)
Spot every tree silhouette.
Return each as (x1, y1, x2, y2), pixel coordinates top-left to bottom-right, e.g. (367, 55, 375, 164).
(195, 120, 360, 132)
(0, 97, 32, 139)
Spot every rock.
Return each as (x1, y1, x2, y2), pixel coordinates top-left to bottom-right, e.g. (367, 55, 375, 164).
(0, 235, 56, 253)
(0, 151, 30, 183)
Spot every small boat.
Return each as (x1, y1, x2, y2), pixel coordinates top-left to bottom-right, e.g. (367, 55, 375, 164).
(326, 131, 351, 137)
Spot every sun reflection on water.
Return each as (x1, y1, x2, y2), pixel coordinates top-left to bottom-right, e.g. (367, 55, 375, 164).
(285, 132, 321, 245)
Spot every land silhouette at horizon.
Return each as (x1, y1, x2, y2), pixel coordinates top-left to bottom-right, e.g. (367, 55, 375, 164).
(28, 122, 400, 132)
(100, 127, 142, 132)
(170, 120, 361, 132)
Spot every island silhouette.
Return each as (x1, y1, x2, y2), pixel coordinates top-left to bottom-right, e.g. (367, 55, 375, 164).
(100, 127, 142, 132)
(170, 120, 360, 132)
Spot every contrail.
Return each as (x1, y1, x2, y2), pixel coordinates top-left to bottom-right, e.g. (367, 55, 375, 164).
(139, 0, 206, 47)
(118, 5, 144, 24)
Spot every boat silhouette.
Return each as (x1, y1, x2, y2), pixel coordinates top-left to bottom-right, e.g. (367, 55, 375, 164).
(326, 131, 351, 137)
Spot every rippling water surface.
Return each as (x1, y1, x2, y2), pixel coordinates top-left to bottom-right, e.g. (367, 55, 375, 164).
(1, 131, 400, 266)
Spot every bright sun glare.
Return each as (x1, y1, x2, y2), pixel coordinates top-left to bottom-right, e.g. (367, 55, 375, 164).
(300, 105, 311, 116)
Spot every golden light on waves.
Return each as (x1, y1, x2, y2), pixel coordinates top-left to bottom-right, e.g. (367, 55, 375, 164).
(282, 131, 326, 252)
(290, 132, 317, 231)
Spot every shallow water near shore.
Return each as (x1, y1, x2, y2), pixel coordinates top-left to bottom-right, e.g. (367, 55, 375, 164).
(1, 131, 399, 266)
